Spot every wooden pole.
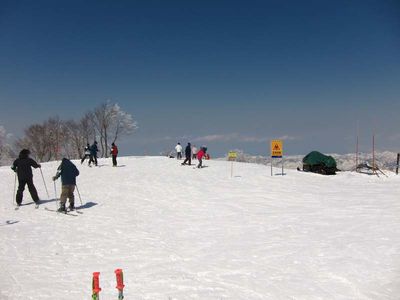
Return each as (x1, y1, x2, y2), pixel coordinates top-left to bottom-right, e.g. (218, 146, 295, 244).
(356, 135, 359, 172)
(396, 153, 400, 175)
(372, 135, 375, 170)
(355, 121, 359, 172)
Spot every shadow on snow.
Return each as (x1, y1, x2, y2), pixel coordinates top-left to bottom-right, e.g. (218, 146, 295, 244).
(76, 201, 98, 210)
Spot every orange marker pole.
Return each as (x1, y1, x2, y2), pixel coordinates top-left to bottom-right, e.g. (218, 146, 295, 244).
(92, 272, 101, 300)
(115, 269, 125, 299)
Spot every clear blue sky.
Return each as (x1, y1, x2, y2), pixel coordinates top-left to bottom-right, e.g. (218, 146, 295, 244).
(0, 0, 399, 156)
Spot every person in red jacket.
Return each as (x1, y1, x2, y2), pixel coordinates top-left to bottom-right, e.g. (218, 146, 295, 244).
(110, 143, 119, 167)
(197, 147, 207, 168)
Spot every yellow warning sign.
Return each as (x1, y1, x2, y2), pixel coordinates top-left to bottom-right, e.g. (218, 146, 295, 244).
(271, 140, 283, 158)
(228, 151, 237, 161)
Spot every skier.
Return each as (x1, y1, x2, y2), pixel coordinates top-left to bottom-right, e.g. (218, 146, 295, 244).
(81, 143, 91, 164)
(89, 141, 99, 166)
(53, 158, 80, 212)
(197, 147, 207, 169)
(192, 145, 198, 160)
(181, 143, 192, 165)
(11, 149, 41, 206)
(110, 142, 118, 167)
(175, 143, 182, 160)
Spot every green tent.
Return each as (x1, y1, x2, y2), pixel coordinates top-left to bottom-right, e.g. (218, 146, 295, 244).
(302, 151, 338, 175)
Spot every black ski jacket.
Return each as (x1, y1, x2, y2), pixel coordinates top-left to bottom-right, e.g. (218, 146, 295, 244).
(12, 153, 40, 180)
(185, 145, 191, 157)
(90, 143, 99, 156)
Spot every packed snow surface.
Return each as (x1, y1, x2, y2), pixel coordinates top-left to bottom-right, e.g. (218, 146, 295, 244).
(1, 156, 400, 299)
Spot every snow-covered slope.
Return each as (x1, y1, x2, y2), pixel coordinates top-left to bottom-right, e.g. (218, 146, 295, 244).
(1, 157, 400, 299)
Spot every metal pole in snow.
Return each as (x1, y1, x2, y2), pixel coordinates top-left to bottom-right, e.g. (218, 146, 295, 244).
(53, 181, 58, 210)
(40, 168, 50, 199)
(12, 172, 17, 206)
(271, 159, 273, 176)
(75, 184, 83, 206)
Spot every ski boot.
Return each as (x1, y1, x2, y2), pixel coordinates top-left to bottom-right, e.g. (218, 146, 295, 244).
(34, 200, 40, 209)
(57, 204, 66, 213)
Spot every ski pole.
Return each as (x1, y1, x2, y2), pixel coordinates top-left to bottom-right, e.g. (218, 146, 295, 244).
(53, 181, 58, 210)
(75, 184, 83, 206)
(40, 168, 50, 199)
(12, 172, 17, 206)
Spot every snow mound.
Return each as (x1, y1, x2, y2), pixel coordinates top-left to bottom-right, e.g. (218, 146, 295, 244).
(1, 157, 400, 299)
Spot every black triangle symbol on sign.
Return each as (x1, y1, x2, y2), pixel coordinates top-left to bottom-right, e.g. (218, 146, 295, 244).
(274, 144, 280, 150)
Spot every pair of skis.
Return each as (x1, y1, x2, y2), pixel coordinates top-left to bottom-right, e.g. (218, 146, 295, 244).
(92, 269, 125, 300)
(44, 207, 83, 217)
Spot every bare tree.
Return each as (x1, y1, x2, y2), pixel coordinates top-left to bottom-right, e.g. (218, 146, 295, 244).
(0, 125, 14, 165)
(45, 117, 64, 161)
(16, 124, 48, 161)
(92, 102, 113, 157)
(15, 101, 138, 161)
(0, 126, 6, 150)
(64, 119, 87, 159)
(91, 101, 137, 157)
(110, 103, 138, 144)
(80, 112, 96, 144)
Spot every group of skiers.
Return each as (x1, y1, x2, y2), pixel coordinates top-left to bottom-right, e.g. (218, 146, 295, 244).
(11, 142, 119, 213)
(11, 139, 211, 212)
(81, 141, 119, 167)
(175, 142, 208, 168)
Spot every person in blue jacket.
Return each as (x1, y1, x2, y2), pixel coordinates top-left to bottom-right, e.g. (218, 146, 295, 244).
(53, 158, 80, 212)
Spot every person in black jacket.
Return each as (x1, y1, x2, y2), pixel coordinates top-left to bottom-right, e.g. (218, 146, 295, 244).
(89, 141, 99, 167)
(181, 143, 192, 166)
(53, 158, 80, 212)
(11, 149, 41, 206)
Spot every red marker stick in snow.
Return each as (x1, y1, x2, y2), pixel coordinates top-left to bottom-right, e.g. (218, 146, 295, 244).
(92, 272, 101, 300)
(115, 269, 125, 299)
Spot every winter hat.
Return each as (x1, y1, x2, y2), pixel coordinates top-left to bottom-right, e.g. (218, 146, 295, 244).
(19, 149, 30, 159)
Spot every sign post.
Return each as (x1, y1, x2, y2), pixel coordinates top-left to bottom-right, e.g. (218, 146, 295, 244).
(228, 151, 237, 178)
(270, 140, 283, 176)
